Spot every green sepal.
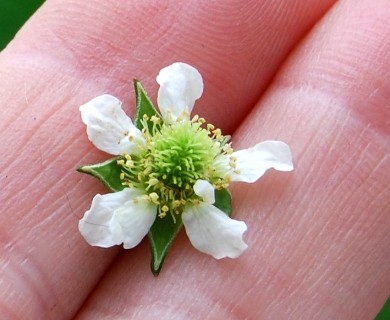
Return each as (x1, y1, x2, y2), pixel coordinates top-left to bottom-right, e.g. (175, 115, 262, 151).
(148, 213, 183, 276)
(78, 80, 160, 191)
(77, 157, 124, 192)
(133, 79, 161, 132)
(214, 188, 232, 216)
(148, 188, 232, 276)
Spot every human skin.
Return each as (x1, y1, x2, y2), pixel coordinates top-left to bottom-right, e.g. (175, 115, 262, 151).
(0, 0, 389, 319)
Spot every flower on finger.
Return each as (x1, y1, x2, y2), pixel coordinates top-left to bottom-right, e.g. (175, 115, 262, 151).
(78, 62, 293, 275)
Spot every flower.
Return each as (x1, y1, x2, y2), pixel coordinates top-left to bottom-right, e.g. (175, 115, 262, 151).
(78, 62, 293, 259)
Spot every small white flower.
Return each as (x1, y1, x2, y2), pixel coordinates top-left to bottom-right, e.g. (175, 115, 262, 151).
(79, 62, 293, 260)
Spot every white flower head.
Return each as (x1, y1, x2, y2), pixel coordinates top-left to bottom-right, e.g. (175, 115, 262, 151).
(78, 62, 293, 264)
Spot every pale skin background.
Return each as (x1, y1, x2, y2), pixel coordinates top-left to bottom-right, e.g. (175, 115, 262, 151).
(0, 0, 389, 319)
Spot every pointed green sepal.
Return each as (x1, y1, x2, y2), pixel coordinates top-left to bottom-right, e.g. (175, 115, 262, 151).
(133, 79, 161, 132)
(214, 188, 232, 216)
(148, 213, 183, 276)
(77, 157, 124, 192)
(214, 189, 232, 217)
(148, 188, 232, 275)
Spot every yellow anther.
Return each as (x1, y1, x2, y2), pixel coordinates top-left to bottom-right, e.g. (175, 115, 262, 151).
(143, 114, 149, 121)
(149, 192, 159, 203)
(120, 172, 125, 180)
(172, 200, 181, 208)
(117, 159, 125, 166)
(226, 148, 234, 154)
(207, 123, 215, 131)
(229, 156, 237, 169)
(191, 115, 199, 122)
(151, 115, 161, 124)
(223, 143, 234, 154)
(148, 178, 159, 186)
(143, 167, 152, 175)
(158, 212, 166, 218)
(212, 128, 222, 137)
(126, 160, 134, 167)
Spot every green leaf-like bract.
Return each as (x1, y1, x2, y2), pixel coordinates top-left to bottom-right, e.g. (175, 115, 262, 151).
(149, 189, 232, 276)
(77, 157, 124, 192)
(133, 79, 161, 132)
(78, 80, 233, 276)
(149, 213, 183, 276)
(214, 188, 232, 217)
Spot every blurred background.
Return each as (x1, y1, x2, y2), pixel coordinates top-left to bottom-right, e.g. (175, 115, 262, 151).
(0, 0, 44, 50)
(0, 0, 388, 318)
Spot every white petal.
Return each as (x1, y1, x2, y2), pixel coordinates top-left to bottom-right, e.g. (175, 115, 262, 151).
(156, 62, 203, 122)
(79, 94, 144, 155)
(182, 202, 248, 259)
(193, 179, 215, 204)
(110, 196, 157, 249)
(79, 188, 144, 247)
(229, 140, 293, 183)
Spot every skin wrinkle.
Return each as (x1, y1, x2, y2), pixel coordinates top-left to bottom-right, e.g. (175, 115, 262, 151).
(0, 302, 17, 320)
(246, 94, 330, 227)
(227, 82, 389, 318)
(2, 138, 80, 228)
(0, 241, 59, 318)
(0, 67, 78, 152)
(5, 0, 336, 133)
(2, 79, 94, 212)
(276, 0, 390, 136)
(304, 119, 370, 226)
(77, 242, 247, 319)
(227, 173, 314, 316)
(2, 79, 115, 313)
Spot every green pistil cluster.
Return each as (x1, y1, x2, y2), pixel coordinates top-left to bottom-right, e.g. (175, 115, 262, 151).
(118, 115, 233, 218)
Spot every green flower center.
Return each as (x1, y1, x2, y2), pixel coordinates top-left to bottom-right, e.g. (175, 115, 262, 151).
(151, 120, 218, 187)
(118, 115, 232, 218)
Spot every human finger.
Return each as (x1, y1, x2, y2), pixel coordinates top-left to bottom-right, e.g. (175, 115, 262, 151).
(75, 0, 390, 319)
(0, 0, 335, 318)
